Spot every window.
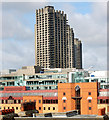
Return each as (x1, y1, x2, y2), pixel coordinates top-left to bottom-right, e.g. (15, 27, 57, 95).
(53, 100, 56, 103)
(88, 92, 91, 95)
(53, 107, 55, 110)
(63, 92, 66, 96)
(106, 99, 109, 104)
(16, 107, 18, 110)
(103, 99, 105, 103)
(48, 107, 50, 110)
(14, 100, 16, 104)
(39, 100, 41, 103)
(18, 100, 20, 104)
(100, 99, 103, 103)
(43, 100, 45, 103)
(56, 100, 58, 103)
(63, 100, 66, 103)
(12, 107, 14, 109)
(44, 107, 45, 110)
(63, 107, 66, 110)
(39, 107, 41, 110)
(89, 107, 91, 110)
(8, 107, 9, 109)
(4, 107, 5, 109)
(89, 100, 91, 103)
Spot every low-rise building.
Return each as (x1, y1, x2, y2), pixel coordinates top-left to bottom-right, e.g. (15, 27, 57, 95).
(98, 89, 109, 115)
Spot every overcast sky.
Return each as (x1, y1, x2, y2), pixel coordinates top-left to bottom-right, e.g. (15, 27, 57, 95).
(0, 1, 107, 71)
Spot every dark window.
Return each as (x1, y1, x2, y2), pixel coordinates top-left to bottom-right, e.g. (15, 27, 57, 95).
(39, 100, 41, 103)
(89, 107, 91, 110)
(43, 100, 45, 104)
(12, 107, 14, 109)
(46, 100, 50, 104)
(63, 100, 66, 103)
(53, 107, 55, 110)
(89, 100, 91, 103)
(4, 107, 5, 109)
(8, 107, 9, 109)
(106, 99, 109, 104)
(53, 100, 56, 103)
(44, 107, 45, 110)
(18, 100, 20, 104)
(103, 99, 105, 103)
(63, 92, 66, 95)
(51, 100, 52, 104)
(48, 107, 50, 110)
(39, 107, 41, 110)
(88, 92, 91, 95)
(100, 99, 102, 103)
(14, 100, 16, 104)
(16, 107, 18, 110)
(63, 107, 66, 110)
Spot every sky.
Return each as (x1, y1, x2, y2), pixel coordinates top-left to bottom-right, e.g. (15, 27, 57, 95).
(0, 1, 107, 71)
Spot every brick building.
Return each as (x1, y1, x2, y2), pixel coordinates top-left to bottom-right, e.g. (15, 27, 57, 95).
(0, 82, 108, 115)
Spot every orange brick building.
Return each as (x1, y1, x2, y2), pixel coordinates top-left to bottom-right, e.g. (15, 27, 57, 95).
(23, 96, 43, 113)
(58, 82, 98, 115)
(1, 82, 103, 115)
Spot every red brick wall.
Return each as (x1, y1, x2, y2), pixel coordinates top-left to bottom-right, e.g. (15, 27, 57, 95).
(4, 86, 26, 91)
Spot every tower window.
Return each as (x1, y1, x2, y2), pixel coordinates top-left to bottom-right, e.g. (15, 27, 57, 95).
(63, 92, 66, 95)
(39, 100, 41, 103)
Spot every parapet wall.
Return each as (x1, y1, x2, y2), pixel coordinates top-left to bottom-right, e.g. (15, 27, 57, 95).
(14, 117, 104, 120)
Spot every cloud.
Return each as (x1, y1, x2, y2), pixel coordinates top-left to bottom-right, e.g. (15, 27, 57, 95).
(2, 2, 49, 41)
(2, 13, 33, 41)
(2, 39, 35, 70)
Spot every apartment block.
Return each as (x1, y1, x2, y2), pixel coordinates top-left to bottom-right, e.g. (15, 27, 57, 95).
(35, 6, 82, 69)
(74, 38, 82, 69)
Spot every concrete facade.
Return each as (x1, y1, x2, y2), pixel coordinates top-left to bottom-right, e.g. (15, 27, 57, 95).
(35, 6, 82, 69)
(74, 38, 82, 69)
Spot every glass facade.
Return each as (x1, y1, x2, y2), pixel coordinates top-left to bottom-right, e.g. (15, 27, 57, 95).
(71, 71, 109, 89)
(72, 71, 87, 83)
(0, 73, 67, 90)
